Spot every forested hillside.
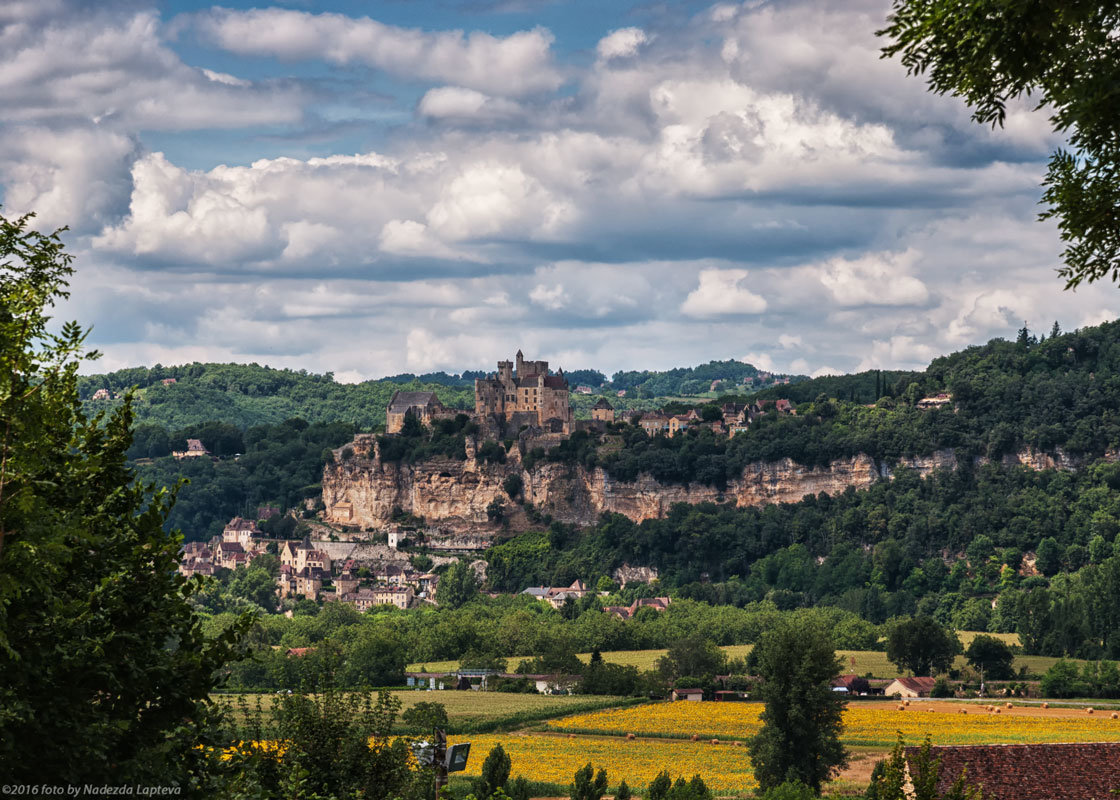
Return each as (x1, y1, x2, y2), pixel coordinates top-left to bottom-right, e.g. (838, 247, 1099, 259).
(79, 362, 475, 430)
(531, 321, 1120, 485)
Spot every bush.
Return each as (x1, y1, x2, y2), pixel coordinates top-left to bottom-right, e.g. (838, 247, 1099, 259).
(930, 677, 954, 698)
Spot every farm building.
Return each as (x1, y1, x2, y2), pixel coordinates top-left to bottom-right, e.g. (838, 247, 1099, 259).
(885, 676, 937, 697)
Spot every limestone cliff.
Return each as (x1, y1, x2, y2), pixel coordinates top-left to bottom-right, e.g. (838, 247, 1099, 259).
(322, 442, 1118, 532)
(324, 446, 920, 531)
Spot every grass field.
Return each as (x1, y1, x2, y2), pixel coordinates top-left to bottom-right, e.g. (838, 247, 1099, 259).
(408, 633, 1069, 679)
(217, 690, 640, 734)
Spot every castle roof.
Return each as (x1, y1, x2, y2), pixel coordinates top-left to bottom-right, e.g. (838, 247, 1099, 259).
(592, 398, 613, 409)
(388, 390, 440, 414)
(543, 375, 567, 389)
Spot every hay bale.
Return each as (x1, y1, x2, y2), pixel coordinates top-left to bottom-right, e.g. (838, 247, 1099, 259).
(690, 734, 699, 742)
(626, 733, 635, 740)
(733, 741, 743, 747)
(1005, 703, 1013, 708)
(711, 739, 719, 745)
(568, 733, 576, 739)
(1087, 707, 1094, 714)
(1111, 712, 1118, 720)
(1042, 703, 1049, 709)
(897, 704, 905, 711)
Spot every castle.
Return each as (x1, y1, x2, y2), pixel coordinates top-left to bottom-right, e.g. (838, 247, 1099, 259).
(474, 350, 573, 434)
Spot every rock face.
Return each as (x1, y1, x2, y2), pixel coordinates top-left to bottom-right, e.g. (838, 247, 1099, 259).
(322, 442, 1120, 532)
(324, 446, 936, 530)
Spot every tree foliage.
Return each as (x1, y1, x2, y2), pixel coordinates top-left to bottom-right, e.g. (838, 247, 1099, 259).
(886, 617, 961, 676)
(748, 617, 848, 793)
(0, 212, 249, 786)
(880, 2, 1120, 289)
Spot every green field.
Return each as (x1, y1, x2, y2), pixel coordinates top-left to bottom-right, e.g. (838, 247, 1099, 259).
(409, 632, 1071, 680)
(217, 690, 640, 734)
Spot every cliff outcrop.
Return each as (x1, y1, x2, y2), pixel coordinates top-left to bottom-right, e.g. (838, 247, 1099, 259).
(322, 445, 956, 531)
(322, 440, 1119, 532)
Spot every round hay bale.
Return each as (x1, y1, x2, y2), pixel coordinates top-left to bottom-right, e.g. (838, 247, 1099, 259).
(626, 733, 635, 740)
(1111, 712, 1118, 720)
(995, 708, 1001, 714)
(1042, 703, 1049, 709)
(733, 741, 743, 747)
(903, 699, 910, 706)
(690, 734, 699, 742)
(568, 733, 576, 739)
(1087, 707, 1094, 714)
(897, 704, 905, 711)
(711, 739, 719, 745)
(1006, 703, 1013, 709)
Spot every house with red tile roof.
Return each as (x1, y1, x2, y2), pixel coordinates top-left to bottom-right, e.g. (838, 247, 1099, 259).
(907, 742, 1120, 800)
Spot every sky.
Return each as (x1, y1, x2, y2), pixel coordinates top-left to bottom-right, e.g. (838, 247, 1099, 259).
(2, 0, 1116, 382)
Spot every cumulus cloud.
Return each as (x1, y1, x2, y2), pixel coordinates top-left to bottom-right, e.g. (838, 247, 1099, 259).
(597, 28, 648, 61)
(0, 9, 301, 130)
(194, 8, 561, 96)
(681, 269, 768, 317)
(816, 250, 930, 307)
(6, 0, 1118, 381)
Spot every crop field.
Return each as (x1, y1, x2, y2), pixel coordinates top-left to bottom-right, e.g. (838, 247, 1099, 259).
(451, 732, 758, 793)
(543, 700, 1120, 748)
(408, 636, 1069, 679)
(216, 690, 637, 734)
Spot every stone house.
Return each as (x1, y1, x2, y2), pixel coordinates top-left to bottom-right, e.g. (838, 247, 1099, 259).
(385, 391, 450, 434)
(222, 517, 260, 549)
(884, 676, 937, 697)
(639, 414, 670, 437)
(590, 397, 615, 423)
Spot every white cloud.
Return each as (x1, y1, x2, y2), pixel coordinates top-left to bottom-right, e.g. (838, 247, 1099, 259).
(681, 269, 767, 317)
(856, 335, 938, 371)
(816, 250, 930, 307)
(597, 28, 648, 61)
(417, 87, 522, 121)
(0, 10, 301, 130)
(195, 9, 561, 97)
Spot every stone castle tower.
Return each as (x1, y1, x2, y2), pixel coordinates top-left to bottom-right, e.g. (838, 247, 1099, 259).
(474, 350, 572, 433)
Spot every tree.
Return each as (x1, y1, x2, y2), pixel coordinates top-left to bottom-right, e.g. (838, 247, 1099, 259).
(0, 212, 249, 784)
(656, 634, 728, 682)
(487, 497, 507, 524)
(503, 474, 524, 500)
(436, 560, 480, 608)
(474, 743, 512, 798)
(886, 617, 961, 676)
(748, 618, 848, 793)
(1040, 659, 1084, 698)
(401, 701, 449, 734)
(965, 635, 1015, 681)
(868, 734, 983, 800)
(1036, 537, 1063, 576)
(228, 685, 425, 799)
(879, 3, 1120, 289)
(570, 763, 608, 800)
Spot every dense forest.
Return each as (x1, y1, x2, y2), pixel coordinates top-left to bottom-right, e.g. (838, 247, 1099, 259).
(531, 321, 1120, 484)
(79, 358, 795, 432)
(489, 458, 1120, 658)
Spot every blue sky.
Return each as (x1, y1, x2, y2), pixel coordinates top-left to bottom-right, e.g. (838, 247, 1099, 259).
(1, 0, 1115, 381)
